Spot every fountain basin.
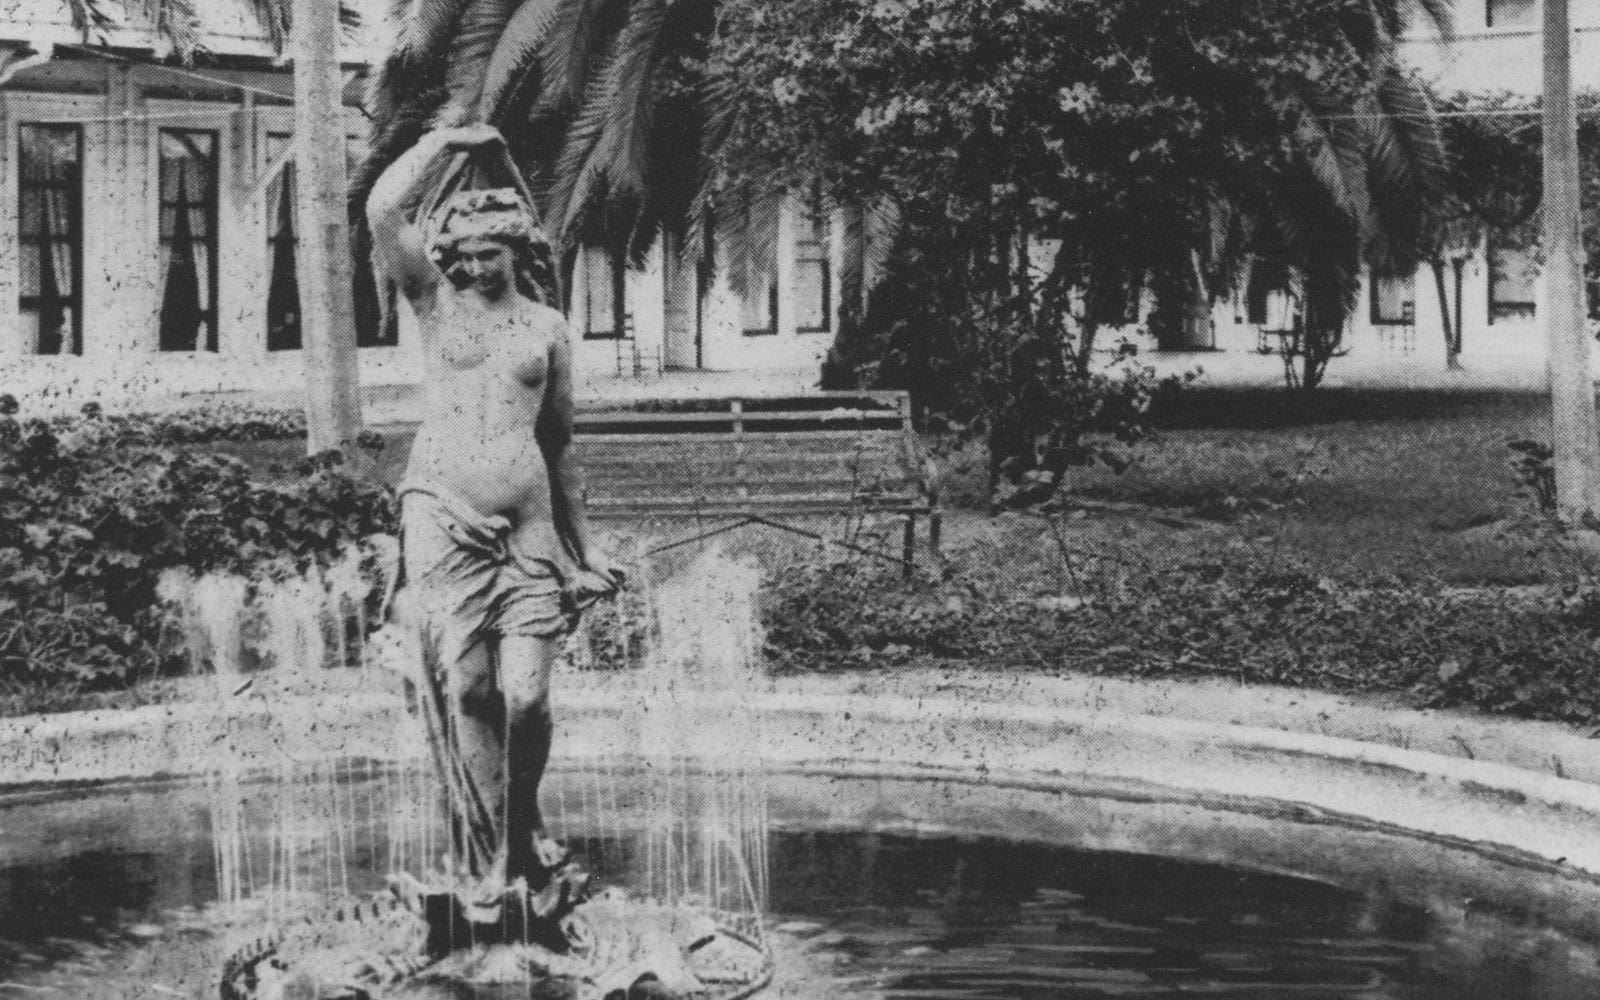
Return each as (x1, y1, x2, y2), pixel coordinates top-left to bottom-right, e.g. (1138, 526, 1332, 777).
(4, 674, 1599, 883)
(4, 748, 1600, 998)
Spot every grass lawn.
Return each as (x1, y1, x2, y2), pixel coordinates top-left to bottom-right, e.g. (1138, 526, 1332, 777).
(938, 388, 1564, 585)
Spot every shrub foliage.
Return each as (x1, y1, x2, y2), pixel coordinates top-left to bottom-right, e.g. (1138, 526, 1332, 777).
(762, 551, 1600, 727)
(0, 408, 395, 692)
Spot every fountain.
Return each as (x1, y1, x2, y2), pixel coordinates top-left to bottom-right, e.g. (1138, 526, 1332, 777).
(6, 543, 1600, 997)
(157, 545, 775, 1000)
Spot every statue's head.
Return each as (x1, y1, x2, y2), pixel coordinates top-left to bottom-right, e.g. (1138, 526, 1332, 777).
(423, 188, 556, 302)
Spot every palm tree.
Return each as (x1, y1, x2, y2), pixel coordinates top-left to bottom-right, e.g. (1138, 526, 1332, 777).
(353, 0, 1456, 396)
(353, 0, 721, 266)
(1140, 0, 1453, 389)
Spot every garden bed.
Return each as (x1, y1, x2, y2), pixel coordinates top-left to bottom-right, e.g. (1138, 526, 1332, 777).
(7, 390, 1600, 732)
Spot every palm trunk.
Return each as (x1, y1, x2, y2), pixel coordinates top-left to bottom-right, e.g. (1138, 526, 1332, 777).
(1542, 0, 1600, 518)
(293, 0, 364, 460)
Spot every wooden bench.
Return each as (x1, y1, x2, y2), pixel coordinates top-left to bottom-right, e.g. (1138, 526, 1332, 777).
(573, 391, 940, 574)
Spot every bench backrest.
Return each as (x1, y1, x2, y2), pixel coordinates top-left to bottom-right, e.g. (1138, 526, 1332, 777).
(573, 391, 929, 516)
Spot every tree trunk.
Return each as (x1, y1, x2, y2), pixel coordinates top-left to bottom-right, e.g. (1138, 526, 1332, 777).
(1430, 258, 1462, 370)
(1543, 0, 1600, 519)
(293, 0, 364, 460)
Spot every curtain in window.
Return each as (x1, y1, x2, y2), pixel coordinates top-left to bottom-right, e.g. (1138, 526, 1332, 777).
(265, 155, 301, 351)
(159, 131, 215, 352)
(736, 200, 779, 335)
(348, 137, 398, 346)
(19, 125, 79, 355)
(583, 245, 622, 338)
(740, 257, 777, 335)
(1489, 241, 1537, 320)
(1371, 273, 1416, 325)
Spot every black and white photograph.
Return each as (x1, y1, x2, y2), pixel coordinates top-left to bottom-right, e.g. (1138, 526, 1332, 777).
(4, 0, 1600, 996)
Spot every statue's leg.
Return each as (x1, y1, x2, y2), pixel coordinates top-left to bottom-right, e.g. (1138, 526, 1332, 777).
(444, 641, 507, 883)
(496, 634, 560, 885)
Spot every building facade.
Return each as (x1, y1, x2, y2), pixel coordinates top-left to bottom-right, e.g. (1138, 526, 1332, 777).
(1169, 0, 1600, 381)
(3, 0, 1599, 412)
(0, 1, 842, 413)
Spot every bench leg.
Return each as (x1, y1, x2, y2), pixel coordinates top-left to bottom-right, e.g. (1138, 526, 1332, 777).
(929, 510, 942, 559)
(902, 513, 916, 580)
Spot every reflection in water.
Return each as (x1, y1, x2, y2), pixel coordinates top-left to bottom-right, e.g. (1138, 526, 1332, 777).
(3, 806, 1600, 999)
(766, 832, 1600, 1000)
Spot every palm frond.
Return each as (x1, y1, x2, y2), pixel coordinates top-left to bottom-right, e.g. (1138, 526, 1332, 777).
(153, 0, 204, 63)
(238, 0, 363, 52)
(1391, 0, 1452, 39)
(719, 188, 782, 301)
(245, 0, 290, 49)
(435, 0, 519, 125)
(1361, 68, 1448, 268)
(862, 196, 903, 300)
(549, 0, 668, 242)
(64, 0, 120, 40)
(540, 0, 624, 113)
(679, 66, 744, 265)
(1287, 84, 1371, 226)
(478, 0, 564, 123)
(546, 31, 622, 244)
(397, 0, 473, 71)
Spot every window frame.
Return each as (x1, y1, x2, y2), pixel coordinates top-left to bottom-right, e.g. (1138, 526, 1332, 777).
(580, 243, 631, 341)
(1487, 238, 1538, 324)
(17, 122, 84, 356)
(740, 279, 778, 337)
(1485, 0, 1538, 28)
(793, 197, 832, 334)
(156, 126, 221, 353)
(263, 130, 301, 352)
(346, 131, 399, 347)
(737, 202, 779, 337)
(1368, 270, 1416, 327)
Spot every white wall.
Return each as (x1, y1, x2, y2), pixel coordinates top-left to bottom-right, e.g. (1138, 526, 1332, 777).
(1402, 0, 1600, 95)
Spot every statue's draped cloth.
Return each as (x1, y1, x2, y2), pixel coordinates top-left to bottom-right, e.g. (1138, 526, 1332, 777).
(396, 482, 579, 874)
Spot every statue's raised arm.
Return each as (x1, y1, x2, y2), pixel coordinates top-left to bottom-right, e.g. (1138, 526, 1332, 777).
(365, 125, 507, 301)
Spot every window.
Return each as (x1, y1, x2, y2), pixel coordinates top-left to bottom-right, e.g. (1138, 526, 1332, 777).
(740, 247, 777, 337)
(581, 244, 628, 339)
(18, 124, 82, 355)
(158, 129, 218, 352)
(1245, 279, 1269, 325)
(349, 137, 398, 347)
(792, 198, 831, 332)
(1488, 240, 1537, 322)
(1486, 0, 1537, 27)
(1370, 271, 1415, 325)
(264, 133, 300, 351)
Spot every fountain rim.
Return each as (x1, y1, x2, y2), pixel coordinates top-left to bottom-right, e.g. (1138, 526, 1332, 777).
(4, 674, 1600, 878)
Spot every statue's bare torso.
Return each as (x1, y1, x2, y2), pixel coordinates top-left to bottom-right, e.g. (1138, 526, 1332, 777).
(406, 287, 566, 531)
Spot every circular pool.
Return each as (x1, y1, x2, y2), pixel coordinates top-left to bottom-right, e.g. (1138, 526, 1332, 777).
(3, 757, 1600, 1000)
